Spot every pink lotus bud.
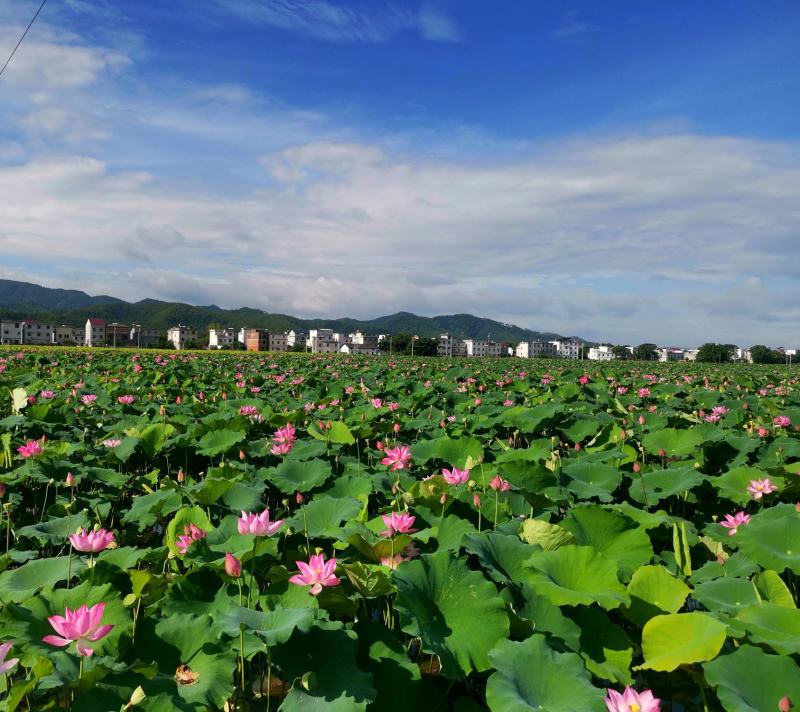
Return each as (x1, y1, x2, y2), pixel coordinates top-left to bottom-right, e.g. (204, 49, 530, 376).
(295, 491, 304, 504)
(574, 442, 581, 451)
(376, 441, 384, 451)
(658, 449, 666, 457)
(439, 493, 447, 505)
(473, 493, 482, 508)
(633, 462, 641, 473)
(638, 415, 645, 425)
(65, 472, 76, 487)
(474, 398, 482, 406)
(779, 696, 794, 712)
(239, 449, 245, 461)
(177, 468, 185, 483)
(225, 552, 242, 578)
(393, 423, 401, 433)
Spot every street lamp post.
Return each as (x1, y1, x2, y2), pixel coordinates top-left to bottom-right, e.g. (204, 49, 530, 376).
(111, 322, 119, 348)
(411, 334, 419, 357)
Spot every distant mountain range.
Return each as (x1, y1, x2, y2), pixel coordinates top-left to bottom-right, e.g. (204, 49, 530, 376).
(0, 279, 574, 343)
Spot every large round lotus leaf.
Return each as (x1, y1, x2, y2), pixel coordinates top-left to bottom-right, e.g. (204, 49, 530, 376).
(735, 603, 800, 655)
(393, 550, 509, 679)
(486, 635, 606, 712)
(734, 504, 800, 574)
(196, 428, 246, 457)
(560, 505, 653, 580)
(463, 532, 535, 585)
(136, 613, 237, 710)
(638, 613, 727, 672)
(642, 424, 718, 457)
(753, 570, 796, 608)
(692, 577, 759, 615)
(410, 436, 484, 469)
(263, 458, 333, 494)
(622, 565, 691, 627)
(499, 404, 562, 434)
(290, 495, 361, 539)
(572, 607, 634, 685)
(703, 645, 800, 712)
(627, 465, 704, 505)
(0, 555, 86, 604)
(562, 462, 622, 502)
(525, 545, 630, 610)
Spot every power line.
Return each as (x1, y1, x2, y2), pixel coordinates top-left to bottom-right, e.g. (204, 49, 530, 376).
(0, 0, 49, 81)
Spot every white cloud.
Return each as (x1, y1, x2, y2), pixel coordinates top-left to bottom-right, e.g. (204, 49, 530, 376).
(1, 132, 799, 346)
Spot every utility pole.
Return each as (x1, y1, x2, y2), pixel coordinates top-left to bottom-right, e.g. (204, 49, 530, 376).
(111, 322, 118, 348)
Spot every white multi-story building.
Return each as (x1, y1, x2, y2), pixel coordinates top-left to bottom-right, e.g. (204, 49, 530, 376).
(732, 347, 752, 363)
(0, 320, 23, 344)
(53, 325, 84, 346)
(437, 334, 467, 357)
(516, 340, 558, 359)
(550, 339, 582, 360)
(22, 321, 54, 345)
(209, 328, 236, 350)
(307, 329, 339, 353)
(85, 318, 106, 347)
(129, 326, 160, 348)
(588, 345, 615, 361)
(462, 339, 503, 357)
(268, 332, 289, 352)
(167, 325, 198, 350)
(658, 347, 687, 362)
(684, 349, 699, 361)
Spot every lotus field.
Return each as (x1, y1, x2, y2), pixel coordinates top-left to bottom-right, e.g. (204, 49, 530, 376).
(1, 348, 800, 712)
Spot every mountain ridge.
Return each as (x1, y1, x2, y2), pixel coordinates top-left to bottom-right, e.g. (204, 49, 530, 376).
(0, 278, 575, 342)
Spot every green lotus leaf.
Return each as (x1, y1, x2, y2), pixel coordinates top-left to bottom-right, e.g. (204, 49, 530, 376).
(734, 504, 800, 574)
(703, 645, 800, 712)
(525, 545, 630, 610)
(692, 577, 759, 615)
(196, 428, 246, 456)
(638, 612, 727, 671)
(622, 564, 691, 627)
(263, 458, 333, 494)
(486, 634, 606, 712)
(735, 603, 800, 655)
(563, 462, 622, 501)
(518, 519, 575, 551)
(393, 550, 509, 679)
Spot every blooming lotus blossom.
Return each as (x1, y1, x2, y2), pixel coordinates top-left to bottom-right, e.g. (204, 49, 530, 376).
(117, 395, 135, 405)
(381, 445, 412, 471)
(17, 439, 44, 459)
(239, 405, 259, 417)
(442, 467, 470, 485)
(225, 552, 242, 578)
(271, 442, 293, 456)
(503, 399, 514, 406)
(747, 478, 777, 499)
(70, 527, 115, 553)
(380, 511, 417, 537)
(81, 394, 97, 405)
(176, 523, 206, 555)
(272, 423, 296, 445)
(489, 475, 511, 492)
(0, 641, 19, 675)
(102, 439, 121, 448)
(380, 544, 420, 570)
(289, 553, 340, 595)
(237, 509, 284, 536)
(774, 415, 792, 428)
(605, 686, 660, 712)
(387, 401, 400, 411)
(578, 375, 589, 385)
(371, 398, 383, 408)
(719, 512, 752, 536)
(40, 390, 56, 399)
(638, 388, 651, 398)
(616, 386, 628, 395)
(43, 603, 114, 657)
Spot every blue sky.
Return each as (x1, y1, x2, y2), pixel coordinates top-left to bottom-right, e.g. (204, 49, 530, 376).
(0, 0, 798, 345)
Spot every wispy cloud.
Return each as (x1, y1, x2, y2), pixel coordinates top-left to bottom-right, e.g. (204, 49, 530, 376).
(551, 9, 598, 39)
(210, 0, 460, 43)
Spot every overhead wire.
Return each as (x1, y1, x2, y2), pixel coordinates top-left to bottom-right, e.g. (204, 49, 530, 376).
(0, 0, 49, 81)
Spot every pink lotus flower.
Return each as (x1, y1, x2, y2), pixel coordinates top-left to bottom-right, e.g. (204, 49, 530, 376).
(381, 445, 412, 471)
(503, 399, 514, 406)
(81, 394, 97, 405)
(176, 523, 206, 555)
(710, 405, 729, 417)
(240, 405, 259, 417)
(578, 375, 589, 385)
(225, 552, 242, 578)
(387, 401, 400, 412)
(69, 527, 115, 553)
(758, 427, 769, 437)
(638, 388, 651, 398)
(0, 641, 19, 675)
(380, 511, 417, 537)
(237, 509, 284, 536)
(616, 386, 628, 395)
(43, 603, 114, 657)
(371, 398, 383, 408)
(442, 467, 470, 485)
(774, 415, 792, 428)
(719, 511, 751, 536)
(40, 390, 56, 399)
(747, 478, 777, 499)
(605, 686, 660, 712)
(17, 439, 44, 459)
(272, 423, 296, 445)
(289, 553, 340, 595)
(271, 441, 293, 456)
(380, 544, 420, 570)
(489, 475, 511, 492)
(117, 395, 135, 405)
(102, 439, 121, 448)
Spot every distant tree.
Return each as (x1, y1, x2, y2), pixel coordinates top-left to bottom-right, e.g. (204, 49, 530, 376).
(633, 343, 658, 361)
(289, 343, 306, 353)
(579, 344, 591, 359)
(749, 345, 784, 364)
(404, 336, 438, 356)
(380, 334, 411, 354)
(611, 345, 630, 360)
(696, 343, 735, 363)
